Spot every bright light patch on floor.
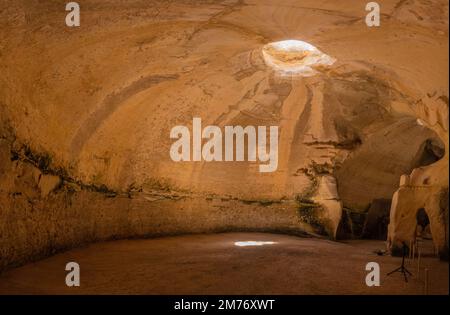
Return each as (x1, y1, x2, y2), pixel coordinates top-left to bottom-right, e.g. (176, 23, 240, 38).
(262, 40, 335, 77)
(234, 241, 277, 247)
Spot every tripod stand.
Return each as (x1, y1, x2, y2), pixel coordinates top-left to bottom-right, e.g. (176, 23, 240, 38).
(387, 242, 412, 282)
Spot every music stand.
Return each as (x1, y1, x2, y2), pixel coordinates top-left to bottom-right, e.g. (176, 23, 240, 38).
(387, 242, 412, 282)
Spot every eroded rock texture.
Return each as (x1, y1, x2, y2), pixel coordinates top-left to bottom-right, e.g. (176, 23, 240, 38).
(0, 0, 448, 269)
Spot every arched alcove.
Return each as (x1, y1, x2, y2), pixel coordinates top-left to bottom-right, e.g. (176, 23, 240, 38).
(416, 207, 431, 239)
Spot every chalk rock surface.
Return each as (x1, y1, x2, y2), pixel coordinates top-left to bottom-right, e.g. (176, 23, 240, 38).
(0, 0, 448, 268)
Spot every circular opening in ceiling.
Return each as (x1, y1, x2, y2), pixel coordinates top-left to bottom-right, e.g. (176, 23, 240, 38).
(262, 40, 336, 77)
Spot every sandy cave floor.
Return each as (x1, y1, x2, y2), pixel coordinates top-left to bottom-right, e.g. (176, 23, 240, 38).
(0, 233, 447, 295)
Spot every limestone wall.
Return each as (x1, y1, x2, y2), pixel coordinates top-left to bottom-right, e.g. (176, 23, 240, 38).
(1, 131, 313, 272)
